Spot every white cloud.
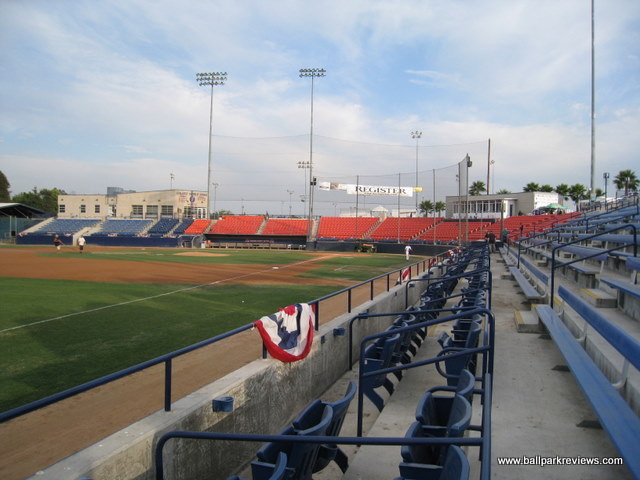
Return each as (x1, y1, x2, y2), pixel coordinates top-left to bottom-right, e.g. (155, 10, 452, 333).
(1, 0, 638, 214)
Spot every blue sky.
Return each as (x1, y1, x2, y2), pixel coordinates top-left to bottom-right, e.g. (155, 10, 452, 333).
(1, 0, 639, 216)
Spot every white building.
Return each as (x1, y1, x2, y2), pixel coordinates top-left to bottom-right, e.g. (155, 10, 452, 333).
(445, 191, 563, 219)
(57, 189, 208, 220)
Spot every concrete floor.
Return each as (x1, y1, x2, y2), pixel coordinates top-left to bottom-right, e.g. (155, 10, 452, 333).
(320, 252, 631, 480)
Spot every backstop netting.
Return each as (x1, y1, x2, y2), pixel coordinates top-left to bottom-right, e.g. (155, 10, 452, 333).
(209, 134, 489, 218)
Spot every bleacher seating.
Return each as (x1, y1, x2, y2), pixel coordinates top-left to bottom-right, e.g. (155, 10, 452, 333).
(316, 217, 379, 240)
(96, 219, 152, 236)
(209, 215, 264, 235)
(172, 218, 194, 234)
(262, 219, 309, 236)
(536, 285, 640, 477)
(147, 218, 179, 235)
(369, 217, 438, 242)
(184, 219, 212, 234)
(32, 218, 101, 234)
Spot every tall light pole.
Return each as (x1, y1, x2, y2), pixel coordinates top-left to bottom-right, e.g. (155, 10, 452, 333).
(411, 130, 422, 211)
(297, 160, 311, 208)
(196, 71, 227, 219)
(590, 0, 596, 199)
(603, 172, 609, 207)
(287, 189, 294, 216)
(299, 68, 326, 242)
(212, 182, 219, 219)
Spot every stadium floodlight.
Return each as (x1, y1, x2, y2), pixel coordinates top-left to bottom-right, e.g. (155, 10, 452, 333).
(196, 72, 227, 219)
(411, 131, 422, 210)
(299, 68, 326, 241)
(297, 160, 311, 211)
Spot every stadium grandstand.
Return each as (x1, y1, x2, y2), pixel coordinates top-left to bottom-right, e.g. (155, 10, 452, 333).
(2, 195, 639, 480)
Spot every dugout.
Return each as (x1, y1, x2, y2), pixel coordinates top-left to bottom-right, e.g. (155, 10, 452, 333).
(0, 203, 48, 242)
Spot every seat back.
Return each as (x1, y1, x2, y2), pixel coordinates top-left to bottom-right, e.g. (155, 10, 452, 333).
(454, 369, 475, 403)
(400, 421, 437, 464)
(256, 406, 333, 480)
(324, 381, 357, 437)
(268, 452, 289, 480)
(440, 445, 470, 480)
(446, 395, 472, 438)
(287, 405, 333, 480)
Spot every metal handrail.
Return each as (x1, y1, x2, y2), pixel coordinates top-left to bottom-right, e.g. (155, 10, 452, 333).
(356, 307, 495, 437)
(154, 373, 493, 480)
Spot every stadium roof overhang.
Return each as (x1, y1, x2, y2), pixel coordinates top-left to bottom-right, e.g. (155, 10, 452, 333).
(0, 203, 48, 218)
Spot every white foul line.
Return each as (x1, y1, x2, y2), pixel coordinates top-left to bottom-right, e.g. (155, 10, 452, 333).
(0, 256, 332, 334)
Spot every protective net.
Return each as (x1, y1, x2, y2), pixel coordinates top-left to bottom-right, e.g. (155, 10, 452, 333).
(210, 134, 489, 217)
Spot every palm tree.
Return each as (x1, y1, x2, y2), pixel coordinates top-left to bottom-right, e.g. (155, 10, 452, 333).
(419, 199, 434, 217)
(613, 169, 639, 197)
(555, 184, 570, 199)
(469, 181, 486, 196)
(496, 188, 511, 194)
(540, 184, 554, 192)
(434, 201, 446, 217)
(568, 183, 588, 210)
(523, 182, 541, 192)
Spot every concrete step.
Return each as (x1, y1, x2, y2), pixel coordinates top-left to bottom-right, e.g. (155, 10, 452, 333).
(513, 309, 542, 333)
(579, 288, 617, 308)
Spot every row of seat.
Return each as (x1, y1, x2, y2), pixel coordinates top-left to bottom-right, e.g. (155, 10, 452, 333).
(500, 200, 640, 478)
(356, 243, 492, 479)
(230, 381, 357, 480)
(398, 244, 492, 479)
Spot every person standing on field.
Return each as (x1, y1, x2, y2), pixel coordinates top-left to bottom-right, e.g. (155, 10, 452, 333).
(405, 244, 412, 260)
(53, 234, 63, 251)
(77, 235, 86, 253)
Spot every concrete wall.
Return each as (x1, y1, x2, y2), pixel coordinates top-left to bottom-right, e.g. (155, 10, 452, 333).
(31, 273, 426, 480)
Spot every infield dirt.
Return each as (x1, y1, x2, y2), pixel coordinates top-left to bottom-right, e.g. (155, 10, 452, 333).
(0, 246, 373, 480)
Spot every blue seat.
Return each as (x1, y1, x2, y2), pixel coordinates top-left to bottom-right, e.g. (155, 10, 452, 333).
(395, 445, 470, 480)
(435, 323, 481, 386)
(362, 333, 401, 411)
(401, 394, 472, 467)
(253, 405, 333, 480)
(415, 370, 475, 431)
(292, 381, 357, 473)
(227, 452, 288, 480)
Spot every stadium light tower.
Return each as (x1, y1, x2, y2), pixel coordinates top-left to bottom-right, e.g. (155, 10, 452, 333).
(196, 71, 227, 219)
(411, 130, 422, 210)
(299, 68, 326, 241)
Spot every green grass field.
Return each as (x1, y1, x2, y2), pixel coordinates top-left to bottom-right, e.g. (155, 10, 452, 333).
(0, 248, 416, 412)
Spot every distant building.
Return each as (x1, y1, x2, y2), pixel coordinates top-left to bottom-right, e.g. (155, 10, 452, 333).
(445, 191, 564, 219)
(57, 189, 208, 220)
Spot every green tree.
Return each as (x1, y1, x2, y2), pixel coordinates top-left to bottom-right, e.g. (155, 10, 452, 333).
(434, 201, 446, 216)
(555, 183, 570, 200)
(12, 187, 66, 214)
(613, 169, 639, 196)
(0, 170, 10, 202)
(523, 182, 541, 192)
(469, 181, 486, 196)
(540, 184, 554, 192)
(496, 188, 511, 194)
(568, 184, 588, 210)
(594, 188, 605, 198)
(419, 199, 434, 217)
